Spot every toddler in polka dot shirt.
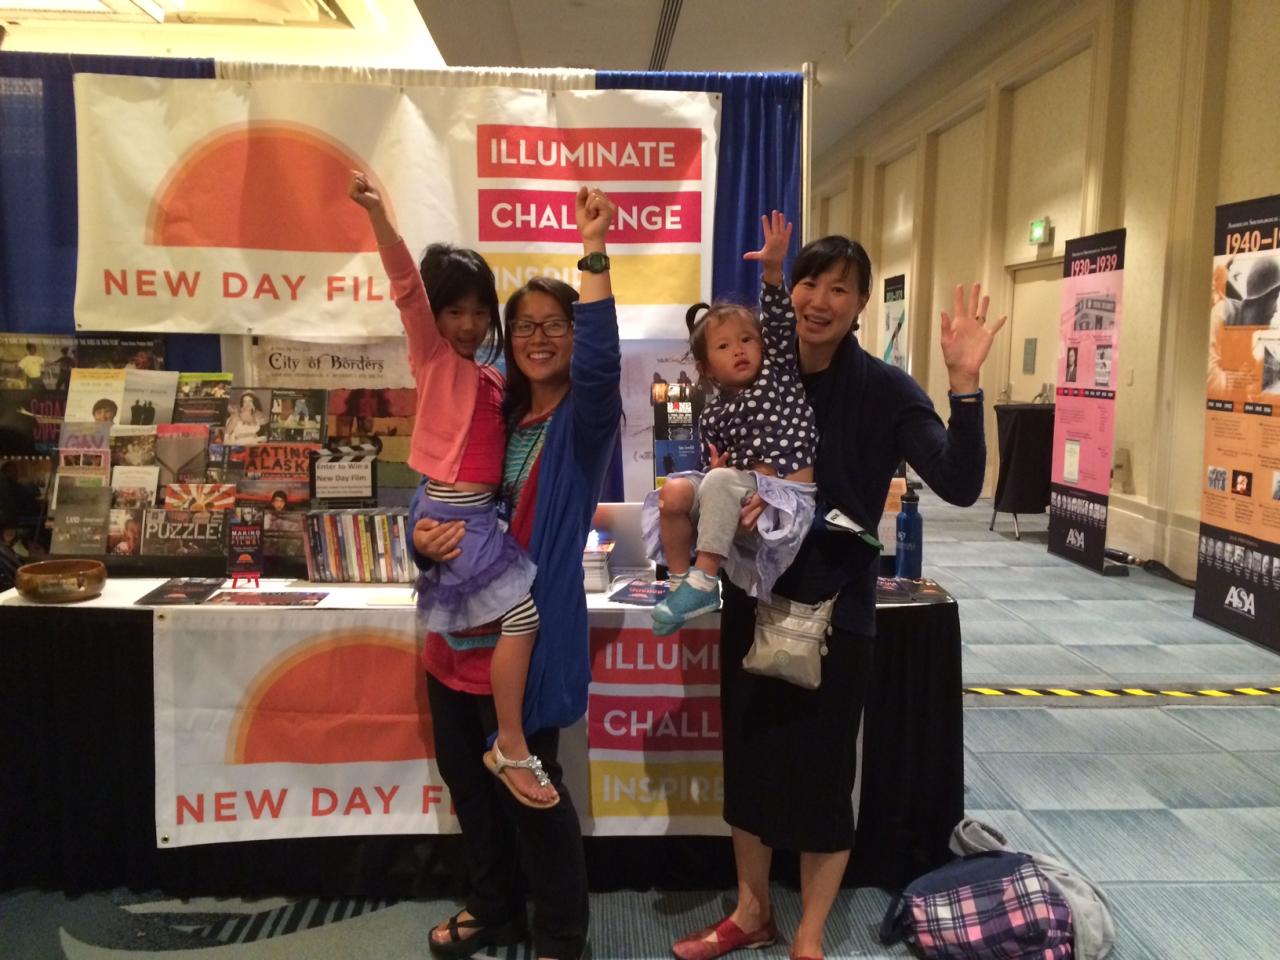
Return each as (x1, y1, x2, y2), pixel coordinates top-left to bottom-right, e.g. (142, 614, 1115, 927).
(642, 212, 820, 634)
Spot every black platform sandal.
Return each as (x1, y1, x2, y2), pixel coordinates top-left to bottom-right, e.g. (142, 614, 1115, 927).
(428, 909, 528, 959)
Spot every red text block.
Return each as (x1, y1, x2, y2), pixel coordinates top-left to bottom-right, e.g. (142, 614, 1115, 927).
(589, 626, 720, 686)
(477, 125, 702, 181)
(588, 694, 721, 752)
(479, 189, 701, 244)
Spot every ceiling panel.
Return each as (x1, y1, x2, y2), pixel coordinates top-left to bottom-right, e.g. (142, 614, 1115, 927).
(415, 0, 1040, 152)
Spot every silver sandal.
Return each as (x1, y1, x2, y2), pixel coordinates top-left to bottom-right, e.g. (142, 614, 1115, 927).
(483, 744, 560, 809)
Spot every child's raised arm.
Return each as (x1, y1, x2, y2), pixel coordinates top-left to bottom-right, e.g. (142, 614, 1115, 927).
(742, 210, 792, 288)
(744, 212, 798, 354)
(348, 171, 399, 247)
(348, 170, 448, 370)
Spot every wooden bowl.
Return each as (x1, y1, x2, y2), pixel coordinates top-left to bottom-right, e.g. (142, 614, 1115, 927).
(14, 559, 108, 604)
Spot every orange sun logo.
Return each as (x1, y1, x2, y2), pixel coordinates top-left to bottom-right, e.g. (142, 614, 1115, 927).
(228, 629, 433, 764)
(148, 122, 388, 254)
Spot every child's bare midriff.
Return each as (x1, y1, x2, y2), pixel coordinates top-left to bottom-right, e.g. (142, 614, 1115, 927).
(749, 461, 814, 484)
(440, 479, 499, 495)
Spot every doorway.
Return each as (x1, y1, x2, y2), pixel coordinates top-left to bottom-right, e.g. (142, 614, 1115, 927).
(1005, 261, 1063, 402)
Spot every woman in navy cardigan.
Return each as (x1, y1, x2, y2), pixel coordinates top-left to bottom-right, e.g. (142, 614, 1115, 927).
(673, 236, 1005, 960)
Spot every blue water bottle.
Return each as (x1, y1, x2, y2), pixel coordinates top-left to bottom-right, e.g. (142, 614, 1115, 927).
(895, 484, 923, 579)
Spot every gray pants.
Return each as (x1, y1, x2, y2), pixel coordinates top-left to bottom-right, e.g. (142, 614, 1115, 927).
(688, 467, 758, 560)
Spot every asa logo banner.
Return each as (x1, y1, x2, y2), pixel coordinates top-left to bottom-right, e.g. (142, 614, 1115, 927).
(74, 76, 720, 340)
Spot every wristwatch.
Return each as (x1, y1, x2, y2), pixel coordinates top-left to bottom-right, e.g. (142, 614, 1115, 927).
(577, 252, 611, 274)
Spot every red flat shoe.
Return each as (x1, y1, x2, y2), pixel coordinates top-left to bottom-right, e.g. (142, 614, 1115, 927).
(671, 916, 778, 960)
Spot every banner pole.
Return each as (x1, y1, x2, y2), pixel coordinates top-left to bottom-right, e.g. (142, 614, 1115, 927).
(802, 61, 814, 245)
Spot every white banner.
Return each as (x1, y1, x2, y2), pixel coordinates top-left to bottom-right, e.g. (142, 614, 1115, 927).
(153, 606, 725, 846)
(154, 607, 457, 847)
(75, 76, 720, 340)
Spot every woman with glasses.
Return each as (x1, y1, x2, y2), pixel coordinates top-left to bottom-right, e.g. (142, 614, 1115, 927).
(403, 185, 621, 960)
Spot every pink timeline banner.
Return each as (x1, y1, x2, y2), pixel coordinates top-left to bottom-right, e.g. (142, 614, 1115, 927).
(1048, 229, 1126, 571)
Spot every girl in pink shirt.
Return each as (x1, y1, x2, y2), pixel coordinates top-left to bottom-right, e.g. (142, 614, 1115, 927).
(349, 172, 558, 808)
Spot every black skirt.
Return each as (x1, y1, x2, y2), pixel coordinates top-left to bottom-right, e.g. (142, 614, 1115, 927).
(719, 579, 873, 853)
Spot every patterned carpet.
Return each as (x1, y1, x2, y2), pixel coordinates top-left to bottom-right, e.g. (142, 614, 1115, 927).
(4, 496, 1279, 958)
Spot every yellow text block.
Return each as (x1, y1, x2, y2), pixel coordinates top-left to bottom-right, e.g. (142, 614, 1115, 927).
(589, 758, 724, 818)
(487, 253, 701, 306)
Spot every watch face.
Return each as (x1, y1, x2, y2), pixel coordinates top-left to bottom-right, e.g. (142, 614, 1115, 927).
(579, 252, 610, 273)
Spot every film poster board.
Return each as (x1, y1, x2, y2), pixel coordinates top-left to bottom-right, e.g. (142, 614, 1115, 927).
(1048, 229, 1125, 571)
(653, 390, 704, 487)
(882, 274, 907, 370)
(1195, 194, 1280, 650)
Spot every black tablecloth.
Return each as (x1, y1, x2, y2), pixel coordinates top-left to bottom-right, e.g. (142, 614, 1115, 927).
(993, 403, 1055, 514)
(0, 602, 961, 895)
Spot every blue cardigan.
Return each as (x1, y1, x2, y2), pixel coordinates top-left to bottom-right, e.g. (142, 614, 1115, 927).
(521, 297, 621, 733)
(411, 297, 621, 734)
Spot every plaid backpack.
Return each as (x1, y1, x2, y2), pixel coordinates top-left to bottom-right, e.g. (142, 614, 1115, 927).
(879, 849, 1074, 959)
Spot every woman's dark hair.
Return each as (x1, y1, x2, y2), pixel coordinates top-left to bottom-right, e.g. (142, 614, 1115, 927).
(238, 391, 264, 414)
(419, 243, 503, 365)
(501, 276, 580, 431)
(790, 235, 873, 331)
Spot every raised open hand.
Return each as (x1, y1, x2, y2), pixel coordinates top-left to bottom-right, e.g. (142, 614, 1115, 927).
(940, 283, 1007, 394)
(742, 210, 793, 285)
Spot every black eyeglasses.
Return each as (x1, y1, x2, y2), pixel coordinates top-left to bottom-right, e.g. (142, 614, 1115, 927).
(510, 318, 572, 339)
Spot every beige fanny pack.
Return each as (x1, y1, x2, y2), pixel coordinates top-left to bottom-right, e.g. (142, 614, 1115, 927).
(742, 594, 836, 689)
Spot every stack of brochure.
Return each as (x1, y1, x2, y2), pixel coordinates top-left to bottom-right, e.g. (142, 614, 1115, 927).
(582, 532, 615, 593)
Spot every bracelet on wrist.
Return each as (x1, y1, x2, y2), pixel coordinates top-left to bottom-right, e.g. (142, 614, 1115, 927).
(949, 388, 983, 401)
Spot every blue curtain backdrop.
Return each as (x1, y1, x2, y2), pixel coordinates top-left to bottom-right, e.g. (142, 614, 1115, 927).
(595, 71, 801, 502)
(0, 52, 220, 371)
(596, 71, 804, 299)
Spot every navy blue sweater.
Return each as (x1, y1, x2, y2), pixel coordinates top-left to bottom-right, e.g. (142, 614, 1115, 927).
(769, 333, 986, 633)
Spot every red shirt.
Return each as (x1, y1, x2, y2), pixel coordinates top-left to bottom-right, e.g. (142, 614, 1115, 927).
(455, 368, 506, 485)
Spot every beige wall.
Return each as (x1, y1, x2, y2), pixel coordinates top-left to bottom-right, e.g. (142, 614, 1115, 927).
(927, 112, 986, 408)
(814, 0, 1274, 579)
(1220, 0, 1280, 206)
(822, 191, 853, 241)
(1004, 50, 1090, 264)
(876, 151, 918, 368)
(1113, 0, 1183, 507)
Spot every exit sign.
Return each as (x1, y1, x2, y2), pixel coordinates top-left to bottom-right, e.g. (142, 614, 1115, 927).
(1029, 217, 1051, 245)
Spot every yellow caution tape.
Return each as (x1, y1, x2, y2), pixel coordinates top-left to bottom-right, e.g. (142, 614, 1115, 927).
(964, 686, 1280, 698)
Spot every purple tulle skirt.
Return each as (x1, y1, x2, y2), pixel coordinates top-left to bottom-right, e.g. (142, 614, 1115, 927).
(414, 495, 537, 633)
(641, 469, 817, 599)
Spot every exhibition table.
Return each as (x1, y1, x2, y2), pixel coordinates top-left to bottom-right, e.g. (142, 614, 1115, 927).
(0, 580, 962, 896)
(991, 402, 1056, 538)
